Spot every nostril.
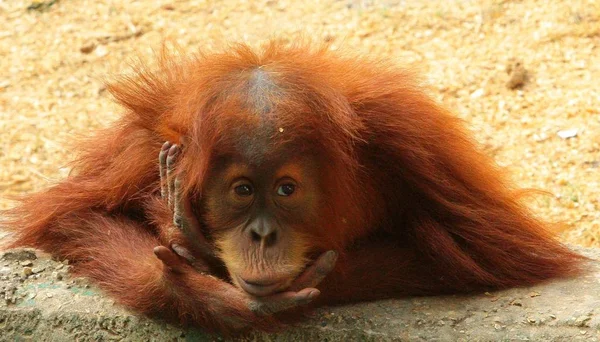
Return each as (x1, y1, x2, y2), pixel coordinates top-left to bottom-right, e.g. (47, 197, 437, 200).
(251, 230, 261, 242)
(264, 231, 277, 247)
(249, 230, 277, 246)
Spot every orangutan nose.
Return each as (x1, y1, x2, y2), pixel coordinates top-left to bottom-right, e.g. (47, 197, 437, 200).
(248, 216, 278, 247)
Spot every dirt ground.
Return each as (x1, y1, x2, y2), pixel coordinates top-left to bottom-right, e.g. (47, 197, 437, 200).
(0, 0, 599, 246)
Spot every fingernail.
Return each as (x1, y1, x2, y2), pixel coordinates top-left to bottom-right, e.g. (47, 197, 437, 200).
(296, 290, 320, 305)
(325, 250, 338, 263)
(168, 144, 178, 155)
(308, 289, 320, 300)
(162, 141, 171, 150)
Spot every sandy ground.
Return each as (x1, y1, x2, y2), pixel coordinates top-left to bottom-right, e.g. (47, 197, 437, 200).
(0, 0, 599, 246)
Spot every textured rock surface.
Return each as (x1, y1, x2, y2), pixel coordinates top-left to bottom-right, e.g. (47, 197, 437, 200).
(1, 247, 599, 341)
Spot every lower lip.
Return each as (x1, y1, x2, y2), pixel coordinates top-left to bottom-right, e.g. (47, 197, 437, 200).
(237, 276, 283, 297)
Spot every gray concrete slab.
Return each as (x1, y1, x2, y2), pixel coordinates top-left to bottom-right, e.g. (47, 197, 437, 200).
(1, 247, 599, 342)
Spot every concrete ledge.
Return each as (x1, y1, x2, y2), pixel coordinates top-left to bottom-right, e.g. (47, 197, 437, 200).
(1, 248, 599, 341)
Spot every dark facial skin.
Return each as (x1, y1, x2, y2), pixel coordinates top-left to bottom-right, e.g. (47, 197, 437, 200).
(155, 142, 338, 321)
(201, 151, 321, 296)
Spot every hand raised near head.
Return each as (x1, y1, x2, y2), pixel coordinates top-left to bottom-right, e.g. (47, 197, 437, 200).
(158, 141, 219, 272)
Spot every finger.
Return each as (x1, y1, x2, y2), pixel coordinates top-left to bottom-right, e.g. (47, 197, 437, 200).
(221, 317, 250, 331)
(159, 142, 172, 199)
(172, 178, 216, 260)
(171, 243, 196, 263)
(166, 144, 179, 209)
(172, 178, 206, 242)
(290, 250, 338, 292)
(172, 243, 212, 274)
(153, 246, 186, 273)
(249, 288, 320, 316)
(173, 177, 184, 228)
(173, 177, 189, 230)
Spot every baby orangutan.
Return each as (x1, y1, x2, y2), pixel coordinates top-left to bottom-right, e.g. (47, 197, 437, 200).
(2, 40, 584, 334)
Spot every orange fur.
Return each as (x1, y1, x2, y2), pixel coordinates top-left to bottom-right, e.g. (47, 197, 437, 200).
(1, 40, 585, 333)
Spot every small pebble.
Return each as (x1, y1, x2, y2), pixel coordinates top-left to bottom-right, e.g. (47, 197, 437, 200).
(95, 45, 108, 58)
(557, 129, 578, 139)
(32, 266, 46, 274)
(575, 315, 591, 327)
(506, 60, 527, 89)
(80, 42, 96, 54)
(510, 299, 523, 306)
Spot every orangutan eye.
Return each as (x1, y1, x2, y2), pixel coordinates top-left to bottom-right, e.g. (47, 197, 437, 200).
(276, 184, 295, 196)
(234, 184, 253, 197)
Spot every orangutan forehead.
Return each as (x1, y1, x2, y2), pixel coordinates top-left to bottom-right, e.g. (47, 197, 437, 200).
(218, 157, 313, 180)
(232, 132, 300, 168)
(229, 67, 285, 162)
(245, 67, 281, 116)
(210, 66, 323, 165)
